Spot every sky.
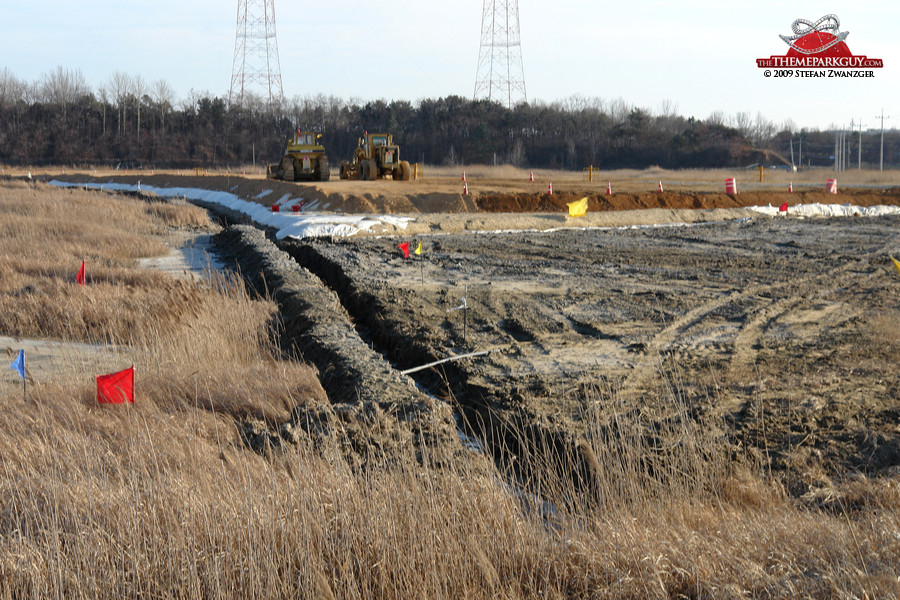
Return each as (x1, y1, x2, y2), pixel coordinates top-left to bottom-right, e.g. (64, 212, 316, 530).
(2, 0, 898, 131)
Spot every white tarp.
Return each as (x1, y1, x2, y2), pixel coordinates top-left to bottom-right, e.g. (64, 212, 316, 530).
(748, 203, 900, 218)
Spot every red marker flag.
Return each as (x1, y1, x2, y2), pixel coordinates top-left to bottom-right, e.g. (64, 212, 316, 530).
(779, 203, 789, 214)
(76, 260, 85, 286)
(398, 242, 410, 259)
(97, 366, 134, 404)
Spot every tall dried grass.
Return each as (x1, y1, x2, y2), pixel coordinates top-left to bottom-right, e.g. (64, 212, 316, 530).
(0, 182, 897, 598)
(3, 371, 897, 598)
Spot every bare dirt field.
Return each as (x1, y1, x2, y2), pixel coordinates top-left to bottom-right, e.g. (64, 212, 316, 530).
(35, 169, 900, 494)
(286, 213, 900, 496)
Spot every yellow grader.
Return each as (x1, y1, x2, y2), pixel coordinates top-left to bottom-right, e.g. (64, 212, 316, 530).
(339, 132, 411, 181)
(267, 131, 330, 181)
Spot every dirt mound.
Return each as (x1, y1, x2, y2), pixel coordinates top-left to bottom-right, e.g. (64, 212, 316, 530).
(49, 173, 900, 218)
(476, 189, 900, 213)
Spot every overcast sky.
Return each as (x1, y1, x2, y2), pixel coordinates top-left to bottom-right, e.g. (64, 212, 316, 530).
(3, 0, 897, 131)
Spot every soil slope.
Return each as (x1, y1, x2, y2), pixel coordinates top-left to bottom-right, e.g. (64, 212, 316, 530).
(48, 173, 900, 217)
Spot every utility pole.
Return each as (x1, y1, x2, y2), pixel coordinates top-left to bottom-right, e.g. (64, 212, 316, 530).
(876, 109, 891, 171)
(838, 128, 847, 171)
(854, 119, 866, 169)
(843, 126, 849, 172)
(834, 134, 838, 172)
(834, 131, 843, 173)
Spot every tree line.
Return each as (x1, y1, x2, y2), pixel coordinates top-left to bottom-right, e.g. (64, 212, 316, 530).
(1, 67, 897, 171)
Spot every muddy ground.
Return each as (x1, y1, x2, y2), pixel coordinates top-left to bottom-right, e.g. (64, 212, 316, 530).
(282, 215, 900, 495)
(43, 173, 900, 493)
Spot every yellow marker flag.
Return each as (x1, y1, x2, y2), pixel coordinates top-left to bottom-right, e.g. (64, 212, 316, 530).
(567, 197, 588, 218)
(891, 256, 900, 276)
(415, 242, 422, 255)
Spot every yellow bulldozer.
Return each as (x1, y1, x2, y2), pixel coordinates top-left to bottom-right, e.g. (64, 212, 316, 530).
(339, 132, 411, 181)
(267, 130, 330, 181)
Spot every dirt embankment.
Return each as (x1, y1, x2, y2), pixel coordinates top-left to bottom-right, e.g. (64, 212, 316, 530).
(213, 225, 461, 469)
(477, 188, 900, 213)
(45, 173, 900, 216)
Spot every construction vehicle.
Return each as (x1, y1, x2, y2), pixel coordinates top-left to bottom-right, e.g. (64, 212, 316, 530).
(267, 130, 330, 181)
(339, 132, 411, 181)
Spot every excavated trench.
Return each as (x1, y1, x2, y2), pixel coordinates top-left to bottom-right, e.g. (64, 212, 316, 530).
(211, 224, 467, 470)
(274, 236, 601, 490)
(202, 205, 597, 488)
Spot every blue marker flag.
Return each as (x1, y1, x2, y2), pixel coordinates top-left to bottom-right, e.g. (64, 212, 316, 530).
(10, 349, 24, 381)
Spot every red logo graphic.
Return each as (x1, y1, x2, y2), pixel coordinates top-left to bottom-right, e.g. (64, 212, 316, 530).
(757, 14, 883, 69)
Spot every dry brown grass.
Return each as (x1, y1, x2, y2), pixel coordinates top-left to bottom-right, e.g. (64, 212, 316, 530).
(2, 379, 897, 599)
(145, 198, 215, 229)
(0, 182, 898, 598)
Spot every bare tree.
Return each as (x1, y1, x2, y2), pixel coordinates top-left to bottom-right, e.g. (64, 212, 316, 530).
(658, 99, 678, 118)
(109, 71, 132, 136)
(133, 74, 145, 141)
(40, 66, 89, 118)
(706, 110, 726, 126)
(508, 138, 526, 166)
(563, 94, 588, 112)
(0, 68, 24, 108)
(657, 99, 682, 135)
(609, 97, 631, 123)
(97, 83, 109, 135)
(781, 118, 797, 134)
(732, 112, 752, 138)
(21, 81, 39, 104)
(151, 79, 175, 130)
(179, 88, 202, 115)
(753, 111, 776, 145)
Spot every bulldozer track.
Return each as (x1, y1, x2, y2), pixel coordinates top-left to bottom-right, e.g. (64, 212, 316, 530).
(616, 232, 900, 401)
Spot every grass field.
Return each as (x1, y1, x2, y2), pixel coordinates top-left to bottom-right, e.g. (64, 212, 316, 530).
(0, 181, 898, 598)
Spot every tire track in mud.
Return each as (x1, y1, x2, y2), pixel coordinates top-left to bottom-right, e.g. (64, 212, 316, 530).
(727, 238, 898, 379)
(616, 231, 900, 407)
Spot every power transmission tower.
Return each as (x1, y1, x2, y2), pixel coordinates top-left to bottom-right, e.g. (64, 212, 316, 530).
(229, 0, 284, 107)
(474, 0, 527, 108)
